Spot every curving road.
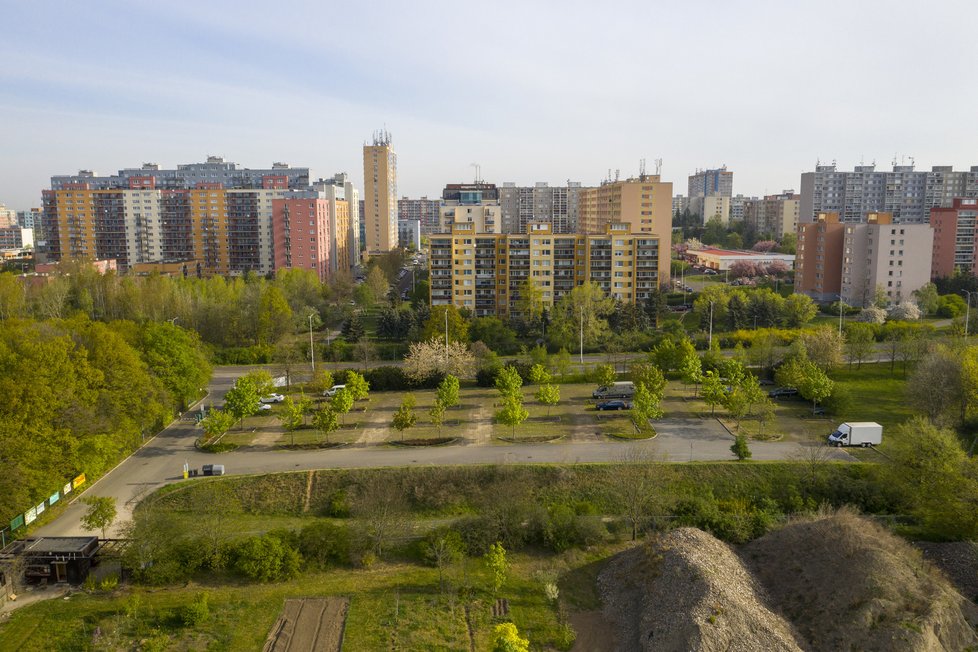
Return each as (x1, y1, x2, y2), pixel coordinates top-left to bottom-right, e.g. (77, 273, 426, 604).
(35, 366, 850, 538)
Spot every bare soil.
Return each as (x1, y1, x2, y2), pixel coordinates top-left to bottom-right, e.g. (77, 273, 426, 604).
(262, 597, 349, 652)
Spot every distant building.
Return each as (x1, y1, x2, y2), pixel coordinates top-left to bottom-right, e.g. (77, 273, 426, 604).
(0, 227, 34, 250)
(313, 173, 360, 273)
(429, 222, 661, 318)
(17, 208, 41, 229)
(398, 219, 421, 250)
(672, 194, 688, 215)
(799, 162, 978, 225)
(362, 130, 398, 253)
(271, 191, 331, 282)
(498, 182, 587, 234)
(439, 183, 502, 234)
(729, 194, 754, 222)
(688, 166, 733, 222)
(744, 192, 800, 240)
(841, 212, 933, 307)
(398, 196, 441, 235)
(930, 198, 978, 279)
(0, 203, 15, 227)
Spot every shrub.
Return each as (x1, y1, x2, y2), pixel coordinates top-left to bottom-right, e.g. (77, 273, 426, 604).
(298, 521, 351, 568)
(363, 365, 443, 391)
(476, 365, 502, 388)
(233, 535, 301, 582)
(181, 592, 210, 627)
(212, 345, 274, 364)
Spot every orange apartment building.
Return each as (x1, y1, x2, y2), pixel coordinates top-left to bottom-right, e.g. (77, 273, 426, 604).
(795, 212, 845, 302)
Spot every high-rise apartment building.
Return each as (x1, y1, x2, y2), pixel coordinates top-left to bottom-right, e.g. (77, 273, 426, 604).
(313, 173, 360, 274)
(930, 199, 978, 279)
(17, 208, 41, 230)
(729, 194, 754, 222)
(799, 162, 978, 225)
(498, 182, 587, 234)
(795, 212, 845, 303)
(744, 192, 800, 240)
(398, 196, 441, 235)
(672, 195, 689, 216)
(439, 183, 502, 234)
(578, 175, 672, 285)
(688, 166, 733, 222)
(362, 130, 398, 254)
(841, 212, 933, 307)
(429, 222, 661, 318)
(271, 192, 331, 282)
(0, 203, 16, 228)
(39, 158, 358, 278)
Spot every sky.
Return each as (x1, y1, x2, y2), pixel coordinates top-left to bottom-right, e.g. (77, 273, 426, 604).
(2, 0, 978, 211)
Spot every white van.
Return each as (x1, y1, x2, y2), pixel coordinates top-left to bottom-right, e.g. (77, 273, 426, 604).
(323, 384, 346, 397)
(592, 381, 636, 399)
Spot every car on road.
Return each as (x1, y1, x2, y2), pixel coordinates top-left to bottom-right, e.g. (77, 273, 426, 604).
(323, 384, 346, 397)
(258, 403, 272, 411)
(704, 269, 718, 275)
(260, 393, 285, 403)
(596, 399, 632, 411)
(768, 387, 800, 398)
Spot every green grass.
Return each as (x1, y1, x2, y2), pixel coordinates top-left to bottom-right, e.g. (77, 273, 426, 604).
(832, 362, 913, 431)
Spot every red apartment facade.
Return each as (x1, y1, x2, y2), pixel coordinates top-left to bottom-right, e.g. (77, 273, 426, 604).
(930, 198, 978, 279)
(272, 193, 331, 283)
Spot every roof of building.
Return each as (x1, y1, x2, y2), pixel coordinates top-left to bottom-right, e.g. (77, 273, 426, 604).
(690, 247, 792, 257)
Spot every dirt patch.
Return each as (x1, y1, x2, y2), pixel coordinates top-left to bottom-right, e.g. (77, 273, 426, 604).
(568, 610, 618, 652)
(262, 597, 349, 652)
(464, 404, 492, 445)
(743, 509, 978, 652)
(916, 540, 978, 603)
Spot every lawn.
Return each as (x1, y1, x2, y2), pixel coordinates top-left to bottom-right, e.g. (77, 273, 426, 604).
(831, 362, 913, 431)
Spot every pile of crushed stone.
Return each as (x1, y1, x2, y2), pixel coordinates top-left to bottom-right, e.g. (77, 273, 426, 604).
(597, 527, 803, 651)
(593, 512, 978, 651)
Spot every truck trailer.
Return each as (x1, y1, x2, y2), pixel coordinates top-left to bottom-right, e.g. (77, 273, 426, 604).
(827, 422, 882, 447)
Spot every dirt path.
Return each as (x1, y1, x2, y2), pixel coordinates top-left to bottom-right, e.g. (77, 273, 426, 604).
(465, 404, 493, 445)
(263, 597, 349, 652)
(248, 427, 279, 450)
(568, 611, 618, 652)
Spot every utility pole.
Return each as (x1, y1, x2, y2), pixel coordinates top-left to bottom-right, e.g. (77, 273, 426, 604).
(308, 313, 316, 375)
(708, 301, 714, 349)
(838, 296, 845, 338)
(579, 306, 584, 365)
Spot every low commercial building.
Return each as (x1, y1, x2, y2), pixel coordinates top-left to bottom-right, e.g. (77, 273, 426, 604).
(685, 247, 795, 272)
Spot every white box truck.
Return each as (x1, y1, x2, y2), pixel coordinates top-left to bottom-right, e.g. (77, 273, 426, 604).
(827, 422, 882, 447)
(592, 381, 636, 399)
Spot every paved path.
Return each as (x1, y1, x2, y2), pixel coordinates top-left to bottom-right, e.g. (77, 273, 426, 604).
(35, 367, 851, 538)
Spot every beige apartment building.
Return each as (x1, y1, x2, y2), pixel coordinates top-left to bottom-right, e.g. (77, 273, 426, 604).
(362, 130, 398, 254)
(429, 222, 661, 318)
(578, 175, 672, 286)
(744, 192, 800, 240)
(841, 212, 934, 308)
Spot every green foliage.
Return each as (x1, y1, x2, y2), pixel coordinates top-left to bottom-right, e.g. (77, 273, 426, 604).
(80, 496, 117, 538)
(331, 389, 354, 425)
(312, 405, 340, 444)
(420, 305, 469, 344)
(492, 622, 530, 652)
(345, 371, 370, 401)
(234, 535, 301, 582)
(139, 321, 211, 408)
(547, 282, 614, 351)
(181, 592, 210, 627)
(536, 384, 560, 416)
(528, 363, 552, 385)
(298, 520, 350, 567)
(391, 394, 418, 439)
(495, 366, 524, 400)
(701, 371, 726, 415)
(496, 394, 529, 439)
(437, 375, 460, 409)
(484, 541, 509, 595)
(468, 317, 518, 354)
(594, 364, 616, 388)
(731, 434, 752, 461)
(630, 362, 665, 396)
(937, 293, 967, 318)
(632, 382, 663, 423)
(429, 399, 446, 435)
(224, 371, 273, 422)
(200, 409, 235, 442)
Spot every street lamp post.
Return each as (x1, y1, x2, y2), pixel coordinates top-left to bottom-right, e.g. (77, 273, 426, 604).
(837, 296, 846, 338)
(962, 290, 973, 338)
(708, 300, 714, 349)
(579, 306, 585, 365)
(308, 313, 316, 375)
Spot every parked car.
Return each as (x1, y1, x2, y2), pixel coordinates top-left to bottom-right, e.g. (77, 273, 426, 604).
(596, 400, 632, 411)
(323, 384, 346, 397)
(704, 269, 718, 275)
(593, 381, 636, 399)
(258, 403, 272, 411)
(260, 393, 285, 403)
(757, 377, 775, 386)
(812, 405, 827, 416)
(768, 387, 800, 399)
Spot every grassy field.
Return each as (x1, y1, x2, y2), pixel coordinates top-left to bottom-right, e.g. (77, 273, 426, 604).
(0, 549, 596, 651)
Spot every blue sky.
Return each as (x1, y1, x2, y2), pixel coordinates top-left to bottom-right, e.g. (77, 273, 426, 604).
(2, 0, 977, 210)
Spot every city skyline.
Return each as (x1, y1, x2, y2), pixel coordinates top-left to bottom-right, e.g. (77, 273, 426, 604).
(3, 1, 978, 211)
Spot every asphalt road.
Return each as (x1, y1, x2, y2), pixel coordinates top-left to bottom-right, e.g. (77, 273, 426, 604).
(35, 366, 851, 538)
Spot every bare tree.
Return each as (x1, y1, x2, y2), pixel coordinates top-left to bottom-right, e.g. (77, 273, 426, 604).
(611, 445, 674, 540)
(351, 476, 408, 558)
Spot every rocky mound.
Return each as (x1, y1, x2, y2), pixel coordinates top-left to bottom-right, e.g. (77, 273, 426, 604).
(597, 528, 804, 651)
(743, 510, 978, 651)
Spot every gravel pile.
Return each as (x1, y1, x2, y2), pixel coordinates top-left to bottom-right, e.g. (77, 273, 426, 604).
(598, 528, 804, 651)
(915, 541, 978, 604)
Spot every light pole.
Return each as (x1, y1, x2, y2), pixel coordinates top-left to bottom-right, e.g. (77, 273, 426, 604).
(308, 312, 316, 375)
(579, 306, 584, 365)
(708, 300, 714, 349)
(837, 295, 846, 338)
(962, 290, 973, 338)
(444, 307, 449, 357)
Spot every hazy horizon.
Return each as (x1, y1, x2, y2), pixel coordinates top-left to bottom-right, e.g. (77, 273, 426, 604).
(3, 0, 977, 211)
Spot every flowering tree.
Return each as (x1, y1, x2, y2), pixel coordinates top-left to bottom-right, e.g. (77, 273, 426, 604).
(752, 240, 777, 252)
(403, 338, 476, 381)
(889, 301, 922, 321)
(729, 260, 759, 278)
(766, 259, 790, 276)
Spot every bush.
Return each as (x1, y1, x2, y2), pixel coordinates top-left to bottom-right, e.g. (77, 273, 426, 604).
(181, 592, 210, 627)
(298, 521, 351, 568)
(233, 535, 301, 582)
(477, 366, 502, 388)
(363, 365, 444, 391)
(212, 345, 274, 364)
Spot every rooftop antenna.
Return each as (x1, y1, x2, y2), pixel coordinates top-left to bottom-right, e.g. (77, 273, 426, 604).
(470, 163, 481, 184)
(909, 156, 915, 167)
(607, 168, 612, 183)
(655, 158, 663, 176)
(639, 158, 647, 181)
(892, 154, 898, 167)
(615, 168, 620, 182)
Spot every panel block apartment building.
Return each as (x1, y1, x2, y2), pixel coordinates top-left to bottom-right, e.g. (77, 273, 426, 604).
(429, 221, 661, 318)
(39, 158, 359, 281)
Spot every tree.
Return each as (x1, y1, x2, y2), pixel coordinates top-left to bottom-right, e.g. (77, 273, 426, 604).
(782, 294, 818, 327)
(678, 345, 702, 396)
(420, 305, 469, 344)
(908, 346, 965, 426)
(342, 310, 366, 342)
(890, 300, 921, 321)
(200, 409, 236, 443)
(469, 317, 518, 354)
(528, 363, 552, 385)
(496, 393, 529, 440)
(437, 374, 460, 409)
(484, 541, 509, 595)
(312, 405, 340, 444)
(365, 266, 390, 305)
(844, 323, 876, 369)
(345, 371, 370, 401)
(594, 363, 616, 388)
(423, 529, 465, 593)
(536, 383, 560, 417)
(278, 395, 309, 446)
(351, 476, 408, 558)
(799, 363, 834, 414)
(391, 394, 418, 440)
(514, 279, 545, 330)
(631, 362, 666, 399)
(403, 338, 475, 381)
(140, 321, 211, 409)
(731, 434, 752, 461)
(913, 283, 940, 315)
(800, 327, 844, 371)
(701, 371, 726, 416)
(548, 282, 614, 350)
(428, 399, 446, 436)
(492, 623, 529, 652)
(495, 365, 524, 400)
(81, 496, 117, 539)
(703, 216, 725, 245)
(256, 286, 293, 345)
(309, 369, 335, 394)
(224, 371, 273, 428)
(632, 382, 663, 424)
(331, 388, 354, 426)
(354, 339, 377, 370)
(552, 348, 572, 381)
